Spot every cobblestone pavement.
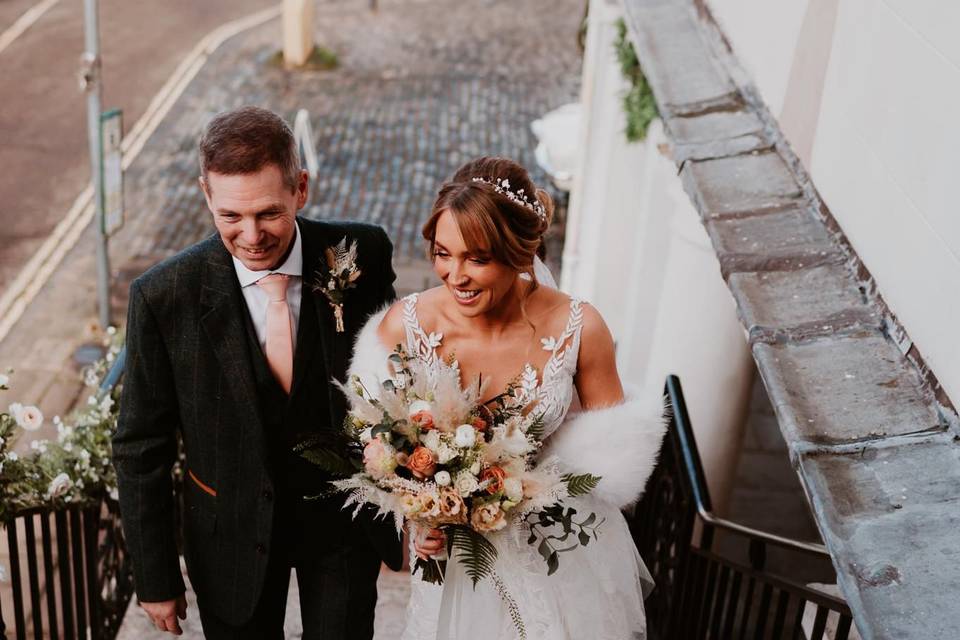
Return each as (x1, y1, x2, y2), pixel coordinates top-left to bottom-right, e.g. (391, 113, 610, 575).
(1, 0, 583, 636)
(119, 0, 581, 273)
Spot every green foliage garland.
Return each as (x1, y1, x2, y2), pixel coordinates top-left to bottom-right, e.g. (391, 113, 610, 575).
(614, 18, 659, 142)
(0, 333, 122, 520)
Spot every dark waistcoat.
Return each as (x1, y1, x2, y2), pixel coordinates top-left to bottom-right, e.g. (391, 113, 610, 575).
(240, 283, 337, 497)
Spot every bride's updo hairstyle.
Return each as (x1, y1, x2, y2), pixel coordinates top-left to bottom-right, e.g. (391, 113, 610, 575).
(422, 156, 555, 281)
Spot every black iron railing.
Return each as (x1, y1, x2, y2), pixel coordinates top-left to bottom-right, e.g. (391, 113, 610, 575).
(0, 351, 133, 640)
(1, 499, 132, 640)
(631, 375, 856, 640)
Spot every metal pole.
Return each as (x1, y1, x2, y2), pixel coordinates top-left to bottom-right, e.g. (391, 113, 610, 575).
(82, 0, 111, 328)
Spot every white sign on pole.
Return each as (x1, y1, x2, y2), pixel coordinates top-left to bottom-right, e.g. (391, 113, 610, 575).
(294, 109, 319, 180)
(101, 108, 124, 236)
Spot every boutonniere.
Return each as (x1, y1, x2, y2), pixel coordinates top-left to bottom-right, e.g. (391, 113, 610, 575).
(313, 237, 362, 333)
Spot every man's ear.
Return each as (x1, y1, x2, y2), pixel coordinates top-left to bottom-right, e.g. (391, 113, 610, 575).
(199, 176, 214, 211)
(296, 170, 309, 210)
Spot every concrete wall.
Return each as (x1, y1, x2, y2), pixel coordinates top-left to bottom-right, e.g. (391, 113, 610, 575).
(708, 0, 960, 407)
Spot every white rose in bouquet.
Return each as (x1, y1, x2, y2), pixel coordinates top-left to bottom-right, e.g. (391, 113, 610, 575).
(503, 477, 524, 502)
(434, 470, 452, 486)
(454, 471, 479, 497)
(454, 424, 476, 448)
(421, 430, 441, 453)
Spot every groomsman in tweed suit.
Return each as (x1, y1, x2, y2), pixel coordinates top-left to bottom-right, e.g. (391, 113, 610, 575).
(113, 106, 402, 639)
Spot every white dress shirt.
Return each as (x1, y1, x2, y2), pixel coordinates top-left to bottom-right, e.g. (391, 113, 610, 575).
(232, 224, 303, 352)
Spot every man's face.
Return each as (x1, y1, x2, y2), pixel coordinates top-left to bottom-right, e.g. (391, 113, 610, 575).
(201, 164, 307, 271)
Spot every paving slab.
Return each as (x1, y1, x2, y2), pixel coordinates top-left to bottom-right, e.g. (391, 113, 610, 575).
(704, 206, 843, 276)
(800, 436, 960, 639)
(754, 334, 943, 446)
(729, 264, 880, 342)
(666, 109, 765, 144)
(622, 1, 738, 114)
(681, 151, 805, 217)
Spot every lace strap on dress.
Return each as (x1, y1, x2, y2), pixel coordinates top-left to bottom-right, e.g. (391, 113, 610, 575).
(564, 299, 585, 373)
(401, 293, 442, 364)
(540, 298, 585, 381)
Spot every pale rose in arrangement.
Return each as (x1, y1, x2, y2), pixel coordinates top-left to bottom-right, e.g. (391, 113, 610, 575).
(435, 470, 452, 486)
(400, 493, 422, 517)
(454, 424, 476, 448)
(363, 438, 397, 479)
(12, 404, 44, 431)
(454, 471, 480, 497)
(438, 488, 468, 524)
(470, 502, 507, 532)
(48, 473, 73, 498)
(417, 491, 442, 519)
(421, 430, 441, 453)
(407, 446, 438, 479)
(480, 466, 507, 495)
(503, 477, 524, 502)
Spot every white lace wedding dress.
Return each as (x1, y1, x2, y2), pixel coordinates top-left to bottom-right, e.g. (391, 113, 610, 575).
(396, 293, 653, 640)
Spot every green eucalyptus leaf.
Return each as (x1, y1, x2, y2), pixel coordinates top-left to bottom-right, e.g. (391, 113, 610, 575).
(537, 539, 552, 562)
(547, 551, 559, 576)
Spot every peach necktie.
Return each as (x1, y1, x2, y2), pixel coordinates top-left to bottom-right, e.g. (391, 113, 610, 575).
(256, 273, 293, 394)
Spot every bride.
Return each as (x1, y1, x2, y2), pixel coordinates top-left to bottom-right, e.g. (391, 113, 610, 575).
(348, 157, 664, 639)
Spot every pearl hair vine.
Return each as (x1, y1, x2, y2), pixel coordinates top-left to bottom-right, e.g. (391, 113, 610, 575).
(471, 177, 547, 222)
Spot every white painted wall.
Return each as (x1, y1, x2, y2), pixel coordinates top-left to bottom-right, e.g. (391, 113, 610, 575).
(708, 0, 809, 114)
(706, 0, 960, 408)
(561, 0, 649, 341)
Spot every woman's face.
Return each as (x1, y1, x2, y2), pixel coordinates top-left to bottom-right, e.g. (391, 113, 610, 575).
(431, 210, 519, 318)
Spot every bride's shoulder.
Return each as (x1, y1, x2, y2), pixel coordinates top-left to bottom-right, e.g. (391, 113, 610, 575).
(376, 287, 446, 347)
(532, 289, 612, 355)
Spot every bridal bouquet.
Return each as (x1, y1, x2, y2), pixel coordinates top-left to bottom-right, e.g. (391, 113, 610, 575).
(323, 347, 604, 585)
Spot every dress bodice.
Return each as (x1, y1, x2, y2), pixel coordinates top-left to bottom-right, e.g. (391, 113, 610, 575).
(400, 293, 584, 440)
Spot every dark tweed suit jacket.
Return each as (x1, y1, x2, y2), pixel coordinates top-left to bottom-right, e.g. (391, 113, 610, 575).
(113, 217, 403, 626)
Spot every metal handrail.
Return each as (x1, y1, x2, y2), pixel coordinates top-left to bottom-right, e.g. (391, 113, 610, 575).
(98, 347, 126, 399)
(665, 374, 830, 558)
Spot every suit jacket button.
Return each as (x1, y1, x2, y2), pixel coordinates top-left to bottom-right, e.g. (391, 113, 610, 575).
(256, 543, 266, 555)
(262, 490, 273, 501)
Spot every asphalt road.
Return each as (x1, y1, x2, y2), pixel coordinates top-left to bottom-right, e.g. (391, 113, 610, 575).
(0, 0, 274, 293)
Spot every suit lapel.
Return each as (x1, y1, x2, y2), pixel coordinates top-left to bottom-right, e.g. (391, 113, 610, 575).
(199, 240, 267, 451)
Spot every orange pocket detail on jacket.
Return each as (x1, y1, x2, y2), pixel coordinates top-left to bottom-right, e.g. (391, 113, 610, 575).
(188, 469, 217, 497)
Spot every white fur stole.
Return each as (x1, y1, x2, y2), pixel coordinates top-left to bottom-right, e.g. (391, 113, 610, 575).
(541, 389, 668, 509)
(347, 306, 394, 390)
